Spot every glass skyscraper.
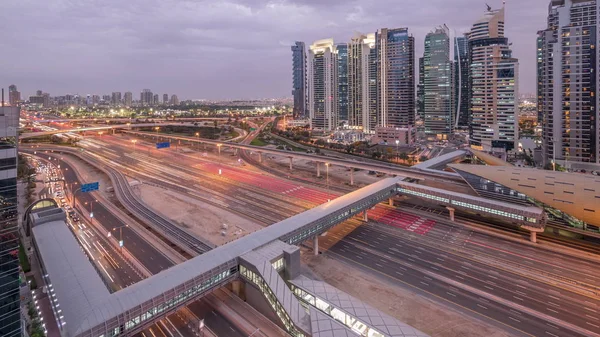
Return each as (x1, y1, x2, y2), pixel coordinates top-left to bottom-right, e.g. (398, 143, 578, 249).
(0, 105, 20, 337)
(291, 41, 307, 118)
(336, 43, 349, 122)
(454, 34, 470, 128)
(309, 39, 338, 131)
(376, 27, 415, 128)
(423, 26, 453, 139)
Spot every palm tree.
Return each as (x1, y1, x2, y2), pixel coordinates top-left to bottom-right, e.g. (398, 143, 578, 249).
(399, 152, 409, 163)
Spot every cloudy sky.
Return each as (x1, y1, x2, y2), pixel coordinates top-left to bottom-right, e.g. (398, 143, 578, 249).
(1, 0, 546, 100)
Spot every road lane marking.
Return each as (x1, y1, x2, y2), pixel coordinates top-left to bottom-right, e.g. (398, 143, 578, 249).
(509, 317, 521, 323)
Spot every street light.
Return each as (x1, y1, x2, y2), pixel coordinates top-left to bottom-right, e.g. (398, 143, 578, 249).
(84, 199, 98, 225)
(217, 143, 222, 156)
(395, 139, 400, 162)
(110, 225, 129, 250)
(154, 126, 160, 140)
(325, 163, 330, 196)
(131, 139, 137, 152)
(195, 132, 200, 152)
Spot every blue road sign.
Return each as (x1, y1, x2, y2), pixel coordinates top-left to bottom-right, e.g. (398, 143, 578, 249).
(156, 142, 170, 149)
(81, 182, 99, 193)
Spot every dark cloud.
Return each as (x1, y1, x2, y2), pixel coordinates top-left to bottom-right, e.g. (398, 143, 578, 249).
(0, 0, 545, 100)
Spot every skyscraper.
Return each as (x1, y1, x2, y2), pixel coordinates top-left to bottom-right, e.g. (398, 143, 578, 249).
(140, 89, 153, 106)
(170, 95, 179, 105)
(348, 33, 377, 133)
(86, 94, 92, 106)
(337, 43, 349, 122)
(111, 92, 122, 106)
(376, 27, 415, 128)
(162, 94, 168, 104)
(0, 103, 21, 337)
(124, 92, 133, 106)
(153, 94, 159, 105)
(454, 33, 470, 128)
(469, 5, 519, 151)
(291, 42, 307, 118)
(423, 26, 453, 139)
(7, 85, 20, 106)
(308, 39, 338, 131)
(539, 0, 599, 167)
(417, 57, 425, 121)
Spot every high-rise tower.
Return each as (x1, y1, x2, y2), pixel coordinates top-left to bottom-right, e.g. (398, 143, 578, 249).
(423, 26, 453, 139)
(454, 33, 470, 128)
(337, 43, 349, 122)
(469, 5, 519, 151)
(348, 33, 377, 133)
(308, 39, 338, 131)
(539, 0, 599, 167)
(291, 42, 308, 118)
(376, 27, 415, 128)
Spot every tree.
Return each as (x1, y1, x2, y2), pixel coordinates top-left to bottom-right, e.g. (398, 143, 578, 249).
(399, 152, 409, 163)
(213, 120, 218, 129)
(419, 155, 428, 163)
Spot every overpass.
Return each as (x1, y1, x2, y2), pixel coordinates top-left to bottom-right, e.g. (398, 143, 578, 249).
(26, 171, 546, 337)
(21, 124, 463, 182)
(121, 130, 463, 183)
(29, 116, 268, 124)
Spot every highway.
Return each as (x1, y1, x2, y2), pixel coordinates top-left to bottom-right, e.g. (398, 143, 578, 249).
(26, 134, 600, 337)
(327, 223, 598, 337)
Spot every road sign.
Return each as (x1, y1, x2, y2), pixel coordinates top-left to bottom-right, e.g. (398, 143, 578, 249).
(90, 212, 94, 218)
(156, 142, 170, 149)
(81, 182, 99, 193)
(250, 128, 256, 131)
(119, 240, 124, 247)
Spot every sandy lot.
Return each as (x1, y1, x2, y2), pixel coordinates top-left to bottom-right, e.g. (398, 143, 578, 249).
(303, 253, 513, 337)
(136, 183, 262, 246)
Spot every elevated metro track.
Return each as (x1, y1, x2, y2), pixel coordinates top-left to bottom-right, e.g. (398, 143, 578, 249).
(121, 130, 465, 183)
(21, 124, 465, 183)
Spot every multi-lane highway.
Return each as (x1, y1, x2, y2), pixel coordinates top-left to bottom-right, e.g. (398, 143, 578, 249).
(26, 132, 600, 337)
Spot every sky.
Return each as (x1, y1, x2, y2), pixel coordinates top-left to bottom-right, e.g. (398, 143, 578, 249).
(0, 0, 546, 100)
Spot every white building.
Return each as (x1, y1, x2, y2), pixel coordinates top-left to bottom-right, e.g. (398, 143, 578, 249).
(469, 5, 519, 152)
(348, 33, 378, 134)
(308, 39, 338, 132)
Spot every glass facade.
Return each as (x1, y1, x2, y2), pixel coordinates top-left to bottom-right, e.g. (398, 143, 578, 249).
(423, 27, 453, 138)
(377, 28, 415, 128)
(454, 35, 470, 127)
(291, 285, 385, 337)
(337, 43, 349, 122)
(240, 265, 305, 337)
(0, 106, 20, 337)
(291, 42, 307, 118)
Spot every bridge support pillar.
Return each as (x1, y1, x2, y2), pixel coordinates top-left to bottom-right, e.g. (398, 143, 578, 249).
(289, 157, 293, 171)
(350, 168, 354, 186)
(313, 235, 319, 256)
(389, 198, 394, 207)
(231, 280, 242, 297)
(316, 162, 321, 177)
(363, 210, 368, 222)
(446, 207, 455, 222)
(530, 231, 537, 243)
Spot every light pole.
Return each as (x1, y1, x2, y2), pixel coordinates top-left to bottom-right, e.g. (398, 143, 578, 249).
(131, 139, 137, 152)
(110, 225, 129, 250)
(84, 199, 98, 225)
(195, 132, 200, 153)
(154, 126, 160, 140)
(395, 139, 400, 163)
(325, 162, 330, 193)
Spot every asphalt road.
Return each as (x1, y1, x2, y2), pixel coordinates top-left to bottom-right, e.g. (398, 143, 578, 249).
(328, 223, 599, 337)
(42, 152, 174, 274)
(187, 300, 246, 337)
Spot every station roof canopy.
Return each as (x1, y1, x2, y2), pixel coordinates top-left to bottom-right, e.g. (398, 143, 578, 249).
(450, 164, 600, 227)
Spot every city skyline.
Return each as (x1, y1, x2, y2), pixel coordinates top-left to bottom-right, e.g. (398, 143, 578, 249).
(1, 0, 544, 100)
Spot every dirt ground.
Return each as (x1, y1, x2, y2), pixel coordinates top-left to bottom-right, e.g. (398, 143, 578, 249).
(135, 183, 262, 246)
(302, 253, 513, 337)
